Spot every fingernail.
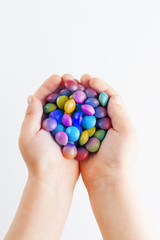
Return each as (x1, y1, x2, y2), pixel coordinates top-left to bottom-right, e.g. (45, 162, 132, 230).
(27, 96, 32, 105)
(114, 95, 121, 105)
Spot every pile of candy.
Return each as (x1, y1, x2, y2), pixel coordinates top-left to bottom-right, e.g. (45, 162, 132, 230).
(42, 79, 112, 160)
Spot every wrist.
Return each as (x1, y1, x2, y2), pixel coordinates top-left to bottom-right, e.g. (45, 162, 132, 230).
(86, 171, 136, 197)
(27, 172, 75, 197)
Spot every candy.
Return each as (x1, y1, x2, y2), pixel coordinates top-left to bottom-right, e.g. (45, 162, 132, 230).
(65, 126, 80, 142)
(87, 126, 96, 137)
(94, 129, 106, 141)
(85, 98, 99, 108)
(59, 88, 71, 97)
(73, 90, 87, 103)
(81, 104, 95, 116)
(97, 117, 112, 130)
(86, 137, 100, 152)
(94, 106, 107, 118)
(75, 147, 89, 161)
(56, 95, 68, 109)
(51, 124, 65, 135)
(62, 143, 77, 159)
(98, 92, 109, 107)
(64, 80, 78, 91)
(79, 131, 89, 145)
(64, 99, 76, 114)
(47, 93, 59, 103)
(55, 131, 68, 146)
(49, 110, 63, 124)
(44, 103, 57, 113)
(85, 88, 98, 98)
(62, 113, 72, 127)
(42, 118, 57, 131)
(42, 80, 111, 160)
(82, 115, 96, 129)
(72, 112, 83, 125)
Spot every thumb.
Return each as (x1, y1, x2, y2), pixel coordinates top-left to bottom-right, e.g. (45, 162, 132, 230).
(107, 94, 134, 134)
(20, 96, 43, 142)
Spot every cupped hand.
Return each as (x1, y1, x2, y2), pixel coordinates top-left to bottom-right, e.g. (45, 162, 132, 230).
(19, 74, 80, 190)
(79, 74, 139, 190)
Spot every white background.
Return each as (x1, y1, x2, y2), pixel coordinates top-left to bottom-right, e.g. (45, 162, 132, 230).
(0, 0, 160, 239)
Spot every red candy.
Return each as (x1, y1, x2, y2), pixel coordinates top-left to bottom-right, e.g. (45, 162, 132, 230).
(97, 117, 112, 130)
(75, 147, 89, 161)
(64, 80, 78, 91)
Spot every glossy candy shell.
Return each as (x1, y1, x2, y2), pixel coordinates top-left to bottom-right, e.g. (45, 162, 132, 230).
(75, 147, 89, 161)
(62, 143, 77, 159)
(86, 137, 100, 152)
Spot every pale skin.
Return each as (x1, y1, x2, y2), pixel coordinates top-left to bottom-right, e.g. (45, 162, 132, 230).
(4, 74, 158, 240)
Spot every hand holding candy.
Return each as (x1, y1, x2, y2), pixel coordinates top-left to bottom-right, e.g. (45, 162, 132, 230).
(19, 74, 80, 189)
(42, 76, 111, 160)
(79, 74, 139, 190)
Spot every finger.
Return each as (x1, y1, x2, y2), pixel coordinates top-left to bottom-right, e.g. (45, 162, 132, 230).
(62, 73, 74, 82)
(20, 96, 42, 142)
(80, 74, 92, 88)
(35, 74, 62, 104)
(89, 78, 133, 133)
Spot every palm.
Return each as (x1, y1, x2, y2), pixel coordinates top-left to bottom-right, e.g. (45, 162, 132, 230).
(80, 128, 125, 185)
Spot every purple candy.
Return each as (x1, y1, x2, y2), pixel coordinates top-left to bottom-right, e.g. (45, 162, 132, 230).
(81, 104, 95, 116)
(47, 93, 59, 103)
(62, 114, 72, 127)
(94, 106, 107, 118)
(55, 131, 68, 146)
(42, 118, 57, 131)
(85, 88, 98, 98)
(73, 90, 87, 103)
(85, 98, 99, 107)
(97, 117, 112, 130)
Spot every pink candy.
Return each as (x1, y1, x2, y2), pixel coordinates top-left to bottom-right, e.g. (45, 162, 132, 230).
(81, 104, 95, 115)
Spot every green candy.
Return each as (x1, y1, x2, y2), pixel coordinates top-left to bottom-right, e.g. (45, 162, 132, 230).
(85, 137, 100, 153)
(44, 103, 57, 113)
(99, 92, 109, 107)
(94, 129, 106, 141)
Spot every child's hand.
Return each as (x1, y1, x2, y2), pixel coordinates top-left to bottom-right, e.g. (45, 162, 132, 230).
(80, 74, 139, 190)
(19, 74, 79, 190)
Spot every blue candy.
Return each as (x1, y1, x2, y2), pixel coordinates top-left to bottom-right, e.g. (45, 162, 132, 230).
(49, 110, 63, 124)
(82, 115, 96, 129)
(74, 124, 82, 133)
(65, 126, 80, 142)
(72, 112, 83, 125)
(59, 88, 71, 97)
(98, 92, 109, 107)
(85, 98, 99, 108)
(51, 124, 65, 135)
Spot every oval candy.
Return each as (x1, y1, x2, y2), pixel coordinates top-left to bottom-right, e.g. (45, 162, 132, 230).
(86, 137, 100, 152)
(56, 95, 68, 109)
(44, 103, 57, 113)
(81, 104, 95, 116)
(98, 92, 109, 107)
(94, 106, 107, 118)
(64, 99, 76, 114)
(79, 131, 89, 145)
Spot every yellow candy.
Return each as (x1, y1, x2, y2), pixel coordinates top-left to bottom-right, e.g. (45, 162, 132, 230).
(56, 95, 68, 110)
(64, 99, 76, 114)
(69, 94, 73, 99)
(79, 131, 89, 145)
(87, 126, 96, 137)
